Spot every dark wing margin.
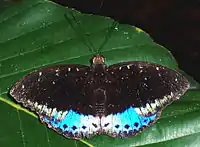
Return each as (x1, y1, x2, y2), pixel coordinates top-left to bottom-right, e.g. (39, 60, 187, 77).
(106, 61, 190, 116)
(9, 64, 93, 115)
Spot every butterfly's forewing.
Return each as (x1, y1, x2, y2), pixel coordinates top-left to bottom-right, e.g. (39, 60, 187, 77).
(10, 64, 101, 138)
(10, 65, 91, 113)
(107, 61, 190, 116)
(100, 61, 190, 137)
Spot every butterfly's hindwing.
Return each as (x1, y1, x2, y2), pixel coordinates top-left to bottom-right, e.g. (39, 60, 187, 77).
(40, 109, 101, 138)
(101, 106, 159, 137)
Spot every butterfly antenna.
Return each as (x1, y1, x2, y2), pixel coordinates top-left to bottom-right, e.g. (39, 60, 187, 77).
(64, 12, 96, 55)
(97, 21, 118, 54)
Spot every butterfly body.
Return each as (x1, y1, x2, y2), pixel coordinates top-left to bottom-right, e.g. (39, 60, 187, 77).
(10, 55, 190, 139)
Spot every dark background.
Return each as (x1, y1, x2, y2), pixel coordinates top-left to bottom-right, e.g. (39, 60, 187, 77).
(9, 0, 200, 83)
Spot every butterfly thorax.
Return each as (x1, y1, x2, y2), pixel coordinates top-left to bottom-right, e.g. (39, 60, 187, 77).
(87, 55, 109, 116)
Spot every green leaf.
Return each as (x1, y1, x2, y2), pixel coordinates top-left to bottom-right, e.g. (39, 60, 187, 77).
(0, 0, 199, 147)
(0, 98, 89, 147)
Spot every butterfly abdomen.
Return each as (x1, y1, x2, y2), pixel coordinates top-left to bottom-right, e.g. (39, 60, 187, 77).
(93, 88, 107, 116)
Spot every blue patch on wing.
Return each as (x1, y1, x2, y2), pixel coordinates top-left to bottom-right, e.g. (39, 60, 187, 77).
(40, 107, 157, 138)
(101, 107, 157, 137)
(41, 109, 101, 138)
(42, 110, 81, 133)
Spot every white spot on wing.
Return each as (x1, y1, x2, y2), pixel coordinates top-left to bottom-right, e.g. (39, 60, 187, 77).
(60, 111, 68, 120)
(34, 102, 38, 108)
(47, 108, 52, 116)
(167, 94, 171, 99)
(57, 111, 63, 120)
(134, 107, 141, 115)
(150, 102, 157, 110)
(145, 103, 152, 112)
(41, 105, 48, 113)
(39, 72, 42, 76)
(51, 108, 57, 117)
(155, 99, 160, 107)
(170, 92, 174, 97)
(140, 107, 148, 115)
(139, 65, 143, 69)
(156, 67, 159, 70)
(37, 105, 42, 112)
(27, 99, 30, 103)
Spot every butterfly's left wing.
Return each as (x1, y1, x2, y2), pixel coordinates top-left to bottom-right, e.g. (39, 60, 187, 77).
(10, 64, 101, 139)
(100, 61, 190, 138)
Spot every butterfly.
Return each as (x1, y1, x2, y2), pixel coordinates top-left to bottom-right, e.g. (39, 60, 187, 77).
(9, 12, 190, 139)
(10, 54, 189, 139)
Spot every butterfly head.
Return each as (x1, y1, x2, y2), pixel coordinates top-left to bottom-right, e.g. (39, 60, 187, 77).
(90, 55, 106, 70)
(91, 55, 105, 65)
